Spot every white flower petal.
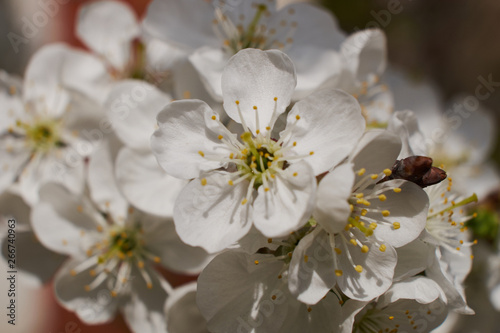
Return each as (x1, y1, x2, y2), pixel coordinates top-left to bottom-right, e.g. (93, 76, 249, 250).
(231, 226, 280, 254)
(315, 163, 355, 234)
(394, 239, 431, 282)
(341, 29, 387, 82)
(253, 161, 316, 238)
(0, 70, 24, 133)
(288, 228, 336, 304)
(377, 276, 446, 307)
(222, 49, 296, 134)
(143, 0, 219, 51)
(151, 100, 227, 179)
(141, 215, 213, 274)
(106, 80, 171, 151)
(0, 138, 30, 195)
(349, 129, 402, 178)
(173, 172, 252, 253)
(87, 143, 128, 222)
(23, 44, 72, 118)
(189, 47, 227, 101)
(371, 180, 429, 248)
(122, 269, 169, 333)
(116, 147, 187, 218)
(336, 230, 396, 301)
(165, 282, 208, 333)
(31, 183, 96, 257)
(197, 251, 287, 333)
(283, 89, 365, 175)
(54, 259, 120, 324)
(280, 290, 343, 333)
(77, 1, 139, 69)
(387, 110, 428, 158)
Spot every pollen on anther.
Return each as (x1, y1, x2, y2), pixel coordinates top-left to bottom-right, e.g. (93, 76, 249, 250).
(137, 261, 145, 268)
(271, 295, 277, 300)
(309, 151, 314, 155)
(393, 187, 402, 193)
(304, 255, 309, 263)
(355, 265, 363, 273)
(295, 115, 300, 120)
(254, 260, 259, 265)
(358, 168, 366, 176)
(370, 174, 378, 180)
(382, 210, 390, 217)
(383, 169, 392, 176)
(267, 238, 273, 243)
(218, 135, 223, 140)
(84, 285, 91, 292)
(274, 97, 278, 101)
(253, 106, 257, 110)
(389, 316, 394, 320)
(334, 247, 342, 255)
(266, 126, 271, 131)
(241, 199, 248, 205)
(335, 269, 343, 276)
(70, 270, 77, 276)
(293, 172, 298, 177)
(392, 222, 401, 230)
(379, 244, 387, 252)
(198, 151, 205, 157)
(264, 187, 270, 192)
(211, 115, 216, 120)
(361, 245, 369, 253)
(378, 194, 387, 202)
(235, 100, 240, 105)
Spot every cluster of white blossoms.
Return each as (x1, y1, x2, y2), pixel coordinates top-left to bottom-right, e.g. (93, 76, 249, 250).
(0, 0, 498, 332)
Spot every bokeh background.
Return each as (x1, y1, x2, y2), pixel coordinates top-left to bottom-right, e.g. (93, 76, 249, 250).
(0, 0, 499, 332)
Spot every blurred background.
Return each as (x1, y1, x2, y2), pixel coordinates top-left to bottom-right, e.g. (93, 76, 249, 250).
(0, 0, 499, 332)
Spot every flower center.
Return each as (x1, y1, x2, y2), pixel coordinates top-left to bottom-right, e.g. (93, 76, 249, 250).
(238, 131, 285, 189)
(213, 3, 297, 55)
(16, 118, 65, 152)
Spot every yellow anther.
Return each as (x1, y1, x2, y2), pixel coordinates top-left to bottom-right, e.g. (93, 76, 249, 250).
(456, 247, 460, 251)
(229, 153, 234, 159)
(334, 248, 342, 255)
(271, 295, 277, 300)
(293, 141, 297, 146)
(253, 106, 257, 110)
(293, 172, 298, 177)
(392, 222, 401, 230)
(304, 255, 309, 263)
(267, 238, 273, 243)
(460, 240, 464, 244)
(111, 291, 118, 297)
(228, 180, 234, 186)
(379, 244, 387, 252)
(251, 155, 257, 161)
(355, 265, 363, 273)
(370, 222, 377, 230)
(295, 115, 300, 120)
(309, 151, 314, 155)
(361, 209, 368, 216)
(137, 261, 145, 268)
(70, 270, 77, 276)
(235, 100, 240, 105)
(200, 178, 207, 186)
(335, 270, 343, 276)
(378, 194, 387, 201)
(153, 257, 161, 263)
(218, 135, 223, 140)
(267, 161, 272, 167)
(84, 285, 91, 292)
(389, 316, 394, 320)
(307, 307, 312, 313)
(349, 204, 354, 212)
(254, 260, 259, 265)
(358, 168, 366, 176)
(361, 245, 369, 253)
(211, 115, 216, 120)
(393, 187, 402, 193)
(274, 97, 278, 101)
(250, 163, 257, 169)
(473, 239, 478, 244)
(147, 282, 153, 289)
(264, 187, 270, 192)
(241, 199, 248, 205)
(350, 239, 357, 246)
(356, 193, 364, 199)
(77, 205, 83, 213)
(266, 126, 271, 131)
(383, 169, 392, 176)
(370, 174, 378, 180)
(198, 151, 205, 157)
(256, 129, 260, 134)
(382, 210, 390, 217)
